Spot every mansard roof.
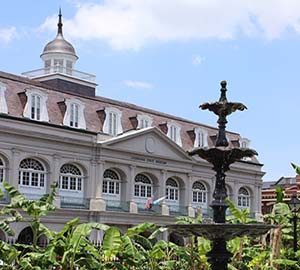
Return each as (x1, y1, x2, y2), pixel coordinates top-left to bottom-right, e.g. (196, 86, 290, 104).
(0, 70, 246, 153)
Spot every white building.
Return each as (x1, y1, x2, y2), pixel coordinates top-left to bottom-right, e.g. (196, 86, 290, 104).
(0, 11, 264, 244)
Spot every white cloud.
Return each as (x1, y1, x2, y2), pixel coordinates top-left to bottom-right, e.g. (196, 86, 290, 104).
(192, 55, 205, 66)
(40, 0, 300, 50)
(0, 26, 17, 43)
(123, 80, 153, 89)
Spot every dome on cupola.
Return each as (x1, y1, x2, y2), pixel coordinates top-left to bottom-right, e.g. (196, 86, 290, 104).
(42, 34, 77, 58)
(41, 9, 78, 60)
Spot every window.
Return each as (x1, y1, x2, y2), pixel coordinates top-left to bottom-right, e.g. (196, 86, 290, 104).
(109, 111, 117, 136)
(192, 181, 207, 203)
(194, 127, 208, 148)
(103, 107, 123, 136)
(44, 60, 51, 74)
(238, 187, 250, 208)
(63, 99, 86, 129)
(24, 89, 49, 122)
(134, 174, 152, 198)
(0, 158, 5, 183)
(165, 178, 179, 201)
(54, 59, 63, 73)
(167, 122, 182, 146)
(0, 82, 8, 114)
(103, 169, 120, 195)
(59, 164, 83, 192)
(70, 103, 79, 127)
(170, 126, 177, 141)
(66, 60, 73, 75)
(239, 138, 250, 148)
(137, 114, 153, 129)
(31, 94, 41, 120)
(19, 159, 45, 188)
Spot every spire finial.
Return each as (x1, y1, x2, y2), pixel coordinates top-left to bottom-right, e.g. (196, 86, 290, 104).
(57, 8, 63, 35)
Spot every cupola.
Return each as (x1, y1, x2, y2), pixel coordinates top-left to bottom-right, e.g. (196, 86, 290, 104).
(41, 8, 78, 73)
(22, 9, 97, 97)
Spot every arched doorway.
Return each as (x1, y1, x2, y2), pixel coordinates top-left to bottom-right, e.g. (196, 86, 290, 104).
(17, 227, 33, 244)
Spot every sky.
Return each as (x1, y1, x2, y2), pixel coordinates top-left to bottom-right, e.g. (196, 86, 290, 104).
(0, 0, 300, 182)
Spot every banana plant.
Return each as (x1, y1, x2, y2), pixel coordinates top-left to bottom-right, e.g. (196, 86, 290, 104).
(1, 181, 57, 249)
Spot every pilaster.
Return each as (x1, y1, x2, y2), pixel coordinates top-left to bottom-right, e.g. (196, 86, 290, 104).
(89, 161, 106, 211)
(10, 148, 20, 188)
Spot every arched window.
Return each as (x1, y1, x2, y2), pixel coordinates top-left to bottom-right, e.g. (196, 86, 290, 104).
(59, 164, 83, 192)
(192, 181, 207, 203)
(134, 174, 152, 198)
(0, 157, 5, 183)
(238, 187, 250, 208)
(0, 229, 6, 241)
(103, 169, 120, 195)
(165, 178, 179, 201)
(19, 159, 45, 187)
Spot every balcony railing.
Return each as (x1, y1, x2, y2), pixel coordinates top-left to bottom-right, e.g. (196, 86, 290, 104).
(0, 190, 10, 204)
(105, 200, 129, 212)
(22, 193, 44, 201)
(60, 196, 90, 209)
(170, 205, 188, 216)
(137, 202, 161, 214)
(22, 67, 96, 83)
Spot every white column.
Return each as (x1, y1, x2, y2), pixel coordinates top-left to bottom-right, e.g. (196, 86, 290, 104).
(10, 148, 20, 188)
(159, 170, 167, 198)
(187, 174, 195, 217)
(90, 161, 106, 211)
(52, 154, 61, 208)
(160, 170, 169, 216)
(233, 180, 239, 206)
(128, 165, 137, 213)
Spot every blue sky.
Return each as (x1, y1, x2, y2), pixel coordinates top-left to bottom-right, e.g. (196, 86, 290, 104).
(1, 0, 300, 182)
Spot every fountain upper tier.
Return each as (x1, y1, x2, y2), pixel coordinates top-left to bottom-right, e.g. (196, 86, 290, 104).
(200, 80, 247, 147)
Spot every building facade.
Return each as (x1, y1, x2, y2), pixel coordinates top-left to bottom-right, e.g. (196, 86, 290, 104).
(0, 12, 264, 244)
(261, 176, 300, 214)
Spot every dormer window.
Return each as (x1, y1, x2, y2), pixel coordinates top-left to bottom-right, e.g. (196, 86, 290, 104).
(239, 138, 250, 148)
(0, 82, 8, 114)
(194, 127, 208, 148)
(63, 99, 86, 129)
(23, 89, 49, 122)
(137, 114, 153, 129)
(167, 122, 182, 146)
(103, 107, 123, 136)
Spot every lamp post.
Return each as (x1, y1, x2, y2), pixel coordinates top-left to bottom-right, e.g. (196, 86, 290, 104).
(287, 193, 300, 252)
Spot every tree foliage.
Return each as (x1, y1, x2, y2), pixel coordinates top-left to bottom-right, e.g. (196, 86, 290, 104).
(0, 176, 299, 269)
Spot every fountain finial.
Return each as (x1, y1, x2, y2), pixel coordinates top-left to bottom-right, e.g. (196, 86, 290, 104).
(219, 80, 227, 102)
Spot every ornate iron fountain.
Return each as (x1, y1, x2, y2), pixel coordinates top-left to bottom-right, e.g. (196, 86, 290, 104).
(167, 81, 275, 270)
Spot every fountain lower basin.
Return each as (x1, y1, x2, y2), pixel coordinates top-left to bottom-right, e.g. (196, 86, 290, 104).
(166, 223, 276, 241)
